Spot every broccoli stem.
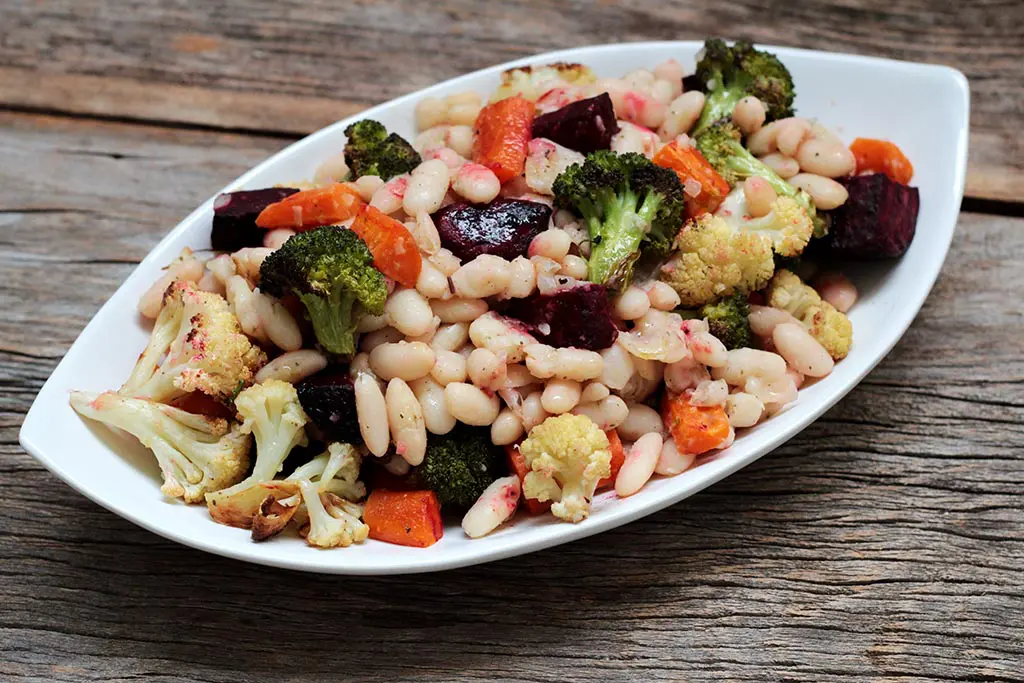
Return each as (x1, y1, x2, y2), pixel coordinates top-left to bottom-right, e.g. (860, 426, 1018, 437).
(298, 289, 357, 356)
(723, 146, 824, 235)
(694, 87, 743, 136)
(587, 187, 649, 288)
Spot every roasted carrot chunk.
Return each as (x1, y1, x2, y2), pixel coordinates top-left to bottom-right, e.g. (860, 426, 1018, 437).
(472, 96, 536, 183)
(662, 392, 731, 455)
(364, 490, 443, 548)
(850, 138, 914, 185)
(596, 429, 625, 490)
(350, 205, 422, 288)
(653, 141, 731, 219)
(505, 443, 551, 515)
(255, 183, 364, 230)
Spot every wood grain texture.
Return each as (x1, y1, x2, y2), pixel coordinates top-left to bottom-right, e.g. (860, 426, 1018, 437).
(0, 0, 1021, 201)
(2, 112, 1023, 682)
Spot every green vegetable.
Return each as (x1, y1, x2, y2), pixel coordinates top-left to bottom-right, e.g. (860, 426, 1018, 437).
(692, 38, 795, 135)
(552, 151, 686, 289)
(695, 122, 826, 237)
(700, 292, 752, 350)
(259, 226, 387, 356)
(344, 119, 421, 181)
(418, 425, 504, 509)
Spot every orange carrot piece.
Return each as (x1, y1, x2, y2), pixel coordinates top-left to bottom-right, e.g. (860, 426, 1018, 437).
(662, 392, 731, 455)
(472, 96, 536, 183)
(364, 490, 443, 548)
(850, 138, 914, 185)
(653, 141, 730, 219)
(505, 443, 551, 515)
(596, 429, 625, 490)
(350, 205, 422, 288)
(255, 183, 364, 230)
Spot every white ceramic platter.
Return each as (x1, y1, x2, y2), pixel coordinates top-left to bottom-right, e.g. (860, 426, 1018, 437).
(20, 41, 969, 574)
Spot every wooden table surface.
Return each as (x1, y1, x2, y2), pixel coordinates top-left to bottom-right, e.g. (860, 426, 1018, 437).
(2, 2, 1022, 681)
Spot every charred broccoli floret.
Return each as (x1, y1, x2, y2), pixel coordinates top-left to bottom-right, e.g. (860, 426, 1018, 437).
(70, 390, 250, 503)
(692, 38, 795, 134)
(553, 151, 686, 289)
(418, 425, 505, 509)
(120, 280, 266, 403)
(343, 119, 420, 181)
(259, 226, 387, 356)
(699, 292, 752, 350)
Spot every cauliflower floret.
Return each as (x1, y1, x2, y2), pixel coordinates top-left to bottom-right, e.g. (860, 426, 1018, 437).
(767, 269, 853, 360)
(519, 414, 612, 523)
(491, 62, 597, 102)
(299, 481, 369, 549)
(524, 137, 585, 196)
(205, 379, 309, 526)
(70, 390, 250, 503)
(659, 214, 775, 307)
(120, 280, 266, 403)
(287, 442, 366, 501)
(716, 188, 813, 257)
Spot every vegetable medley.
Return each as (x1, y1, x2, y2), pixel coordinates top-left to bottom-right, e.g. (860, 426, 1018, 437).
(71, 39, 921, 549)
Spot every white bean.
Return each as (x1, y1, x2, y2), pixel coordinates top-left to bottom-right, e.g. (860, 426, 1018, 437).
(461, 475, 520, 539)
(355, 372, 389, 456)
(410, 376, 456, 435)
(745, 374, 798, 408)
(429, 248, 461, 277)
(726, 392, 764, 428)
(658, 91, 704, 139)
(254, 349, 327, 385)
(574, 395, 628, 430)
(313, 153, 349, 185)
(747, 120, 781, 156)
(430, 349, 468, 386)
(206, 253, 236, 287)
(491, 409, 524, 446)
(353, 175, 385, 201)
(681, 319, 728, 368)
(615, 432, 663, 497)
(789, 173, 849, 210)
(748, 305, 801, 337)
(732, 96, 766, 136)
(433, 297, 488, 323)
(776, 118, 812, 158)
(467, 348, 507, 392)
(403, 159, 450, 215)
(689, 379, 729, 407)
(613, 286, 651, 321)
(759, 152, 800, 179)
(383, 288, 434, 337)
(416, 258, 451, 300)
(600, 343, 636, 390)
(742, 176, 777, 219)
(356, 312, 389, 333)
(540, 379, 581, 415)
(444, 382, 500, 426)
(502, 256, 537, 299)
(632, 356, 663, 382)
(360, 326, 403, 352)
(526, 345, 604, 382)
(815, 273, 858, 313)
(431, 322, 470, 352)
(408, 211, 441, 255)
(520, 391, 549, 431)
(558, 255, 589, 280)
(653, 59, 684, 92)
(447, 102, 482, 127)
(664, 357, 711, 394)
(262, 228, 296, 250)
(415, 96, 447, 131)
(619, 403, 665, 441)
(451, 255, 512, 298)
(645, 281, 681, 311)
(251, 291, 302, 351)
(579, 381, 610, 404)
(796, 137, 856, 178)
(138, 253, 204, 318)
(386, 378, 427, 466)
(711, 348, 789, 386)
(654, 438, 696, 476)
(529, 228, 572, 262)
(452, 162, 501, 203)
(773, 322, 835, 378)
(446, 125, 475, 158)
(369, 341, 436, 381)
(470, 312, 536, 363)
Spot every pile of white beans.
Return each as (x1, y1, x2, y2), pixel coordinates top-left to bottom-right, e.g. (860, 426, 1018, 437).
(137, 57, 862, 540)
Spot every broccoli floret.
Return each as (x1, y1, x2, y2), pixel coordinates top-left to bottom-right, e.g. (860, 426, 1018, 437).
(70, 391, 251, 503)
(699, 293, 752, 350)
(259, 226, 387, 356)
(120, 280, 267, 403)
(715, 187, 813, 257)
(343, 119, 420, 181)
(553, 151, 686, 289)
(692, 38, 795, 134)
(418, 425, 505, 509)
(696, 123, 826, 237)
(659, 213, 775, 307)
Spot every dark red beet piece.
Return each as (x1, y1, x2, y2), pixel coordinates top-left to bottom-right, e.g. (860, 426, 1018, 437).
(211, 187, 299, 251)
(505, 282, 618, 351)
(433, 198, 551, 262)
(531, 93, 619, 153)
(827, 174, 919, 259)
(296, 371, 361, 444)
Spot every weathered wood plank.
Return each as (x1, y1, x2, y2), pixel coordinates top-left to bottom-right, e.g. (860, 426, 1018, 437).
(0, 0, 1021, 202)
(0, 113, 1021, 682)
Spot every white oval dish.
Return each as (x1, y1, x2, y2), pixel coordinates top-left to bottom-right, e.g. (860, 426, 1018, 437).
(20, 41, 969, 575)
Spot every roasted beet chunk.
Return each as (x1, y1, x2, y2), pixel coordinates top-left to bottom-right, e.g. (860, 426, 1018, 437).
(296, 371, 360, 444)
(211, 188, 299, 251)
(826, 174, 920, 258)
(506, 282, 618, 350)
(433, 198, 551, 261)
(531, 93, 619, 154)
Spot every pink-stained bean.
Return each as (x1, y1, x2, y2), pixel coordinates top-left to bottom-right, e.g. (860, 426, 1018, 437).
(470, 312, 536, 363)
(759, 152, 800, 179)
(490, 409, 524, 446)
(355, 372, 390, 456)
(461, 475, 520, 538)
(615, 432, 663, 496)
(611, 120, 660, 157)
(773, 322, 835, 378)
(263, 228, 296, 250)
(654, 437, 697, 476)
(254, 349, 328, 385)
(619, 403, 665, 441)
(422, 146, 467, 171)
(525, 138, 586, 196)
(814, 272, 858, 313)
(452, 162, 501, 203)
(370, 174, 409, 214)
(681, 318, 728, 367)
(742, 176, 777, 218)
(138, 249, 204, 318)
(732, 96, 766, 136)
(444, 382, 500, 426)
(621, 88, 667, 130)
(386, 378, 427, 466)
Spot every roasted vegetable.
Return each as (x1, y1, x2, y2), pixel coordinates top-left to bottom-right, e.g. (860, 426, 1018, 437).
(211, 188, 299, 251)
(662, 391, 732, 455)
(767, 269, 852, 360)
(472, 96, 536, 183)
(653, 140, 731, 219)
(850, 138, 914, 185)
(433, 198, 551, 262)
(343, 119, 421, 181)
(364, 489, 444, 548)
(255, 183, 365, 231)
(531, 93, 619, 154)
(505, 282, 618, 351)
(490, 62, 597, 102)
(699, 292, 752, 350)
(418, 425, 505, 509)
(296, 371, 360, 444)
(350, 204, 423, 287)
(826, 174, 919, 258)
